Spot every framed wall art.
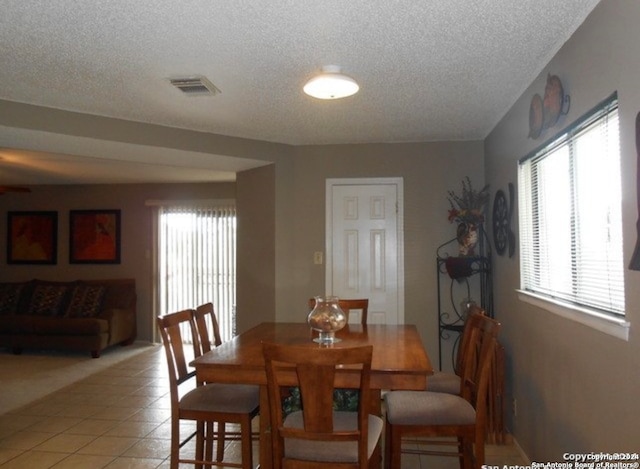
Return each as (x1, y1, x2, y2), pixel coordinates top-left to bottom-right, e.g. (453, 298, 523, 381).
(69, 209, 121, 264)
(7, 211, 58, 264)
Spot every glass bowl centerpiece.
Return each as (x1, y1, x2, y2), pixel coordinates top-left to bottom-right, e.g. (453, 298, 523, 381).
(307, 296, 347, 344)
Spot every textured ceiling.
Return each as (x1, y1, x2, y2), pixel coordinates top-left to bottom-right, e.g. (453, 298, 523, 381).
(0, 0, 600, 184)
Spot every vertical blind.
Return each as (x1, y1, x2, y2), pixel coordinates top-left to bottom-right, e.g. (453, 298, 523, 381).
(158, 203, 236, 342)
(518, 94, 625, 316)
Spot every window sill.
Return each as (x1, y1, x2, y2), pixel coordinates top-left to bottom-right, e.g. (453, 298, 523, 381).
(516, 290, 630, 341)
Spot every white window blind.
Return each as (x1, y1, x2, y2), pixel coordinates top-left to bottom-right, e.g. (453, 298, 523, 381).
(158, 202, 236, 342)
(518, 94, 625, 317)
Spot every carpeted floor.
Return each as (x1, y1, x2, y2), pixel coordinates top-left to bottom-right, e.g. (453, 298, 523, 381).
(0, 342, 156, 415)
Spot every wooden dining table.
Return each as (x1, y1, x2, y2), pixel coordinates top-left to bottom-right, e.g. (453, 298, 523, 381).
(190, 322, 432, 469)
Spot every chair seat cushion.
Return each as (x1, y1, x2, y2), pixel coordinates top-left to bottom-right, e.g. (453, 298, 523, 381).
(283, 410, 383, 463)
(384, 391, 476, 426)
(426, 371, 461, 394)
(180, 383, 260, 414)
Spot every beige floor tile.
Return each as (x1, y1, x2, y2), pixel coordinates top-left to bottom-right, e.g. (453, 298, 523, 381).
(105, 421, 159, 438)
(0, 415, 43, 435)
(130, 386, 167, 398)
(92, 406, 141, 421)
(76, 435, 140, 456)
(109, 396, 158, 409)
(104, 456, 165, 468)
(64, 418, 119, 436)
(218, 442, 252, 467)
(27, 416, 83, 434)
(55, 404, 105, 419)
(126, 408, 170, 423)
(0, 450, 68, 469)
(0, 431, 56, 450)
(0, 448, 23, 465)
(146, 397, 171, 411)
(144, 423, 171, 440)
(9, 401, 68, 417)
(33, 433, 96, 453)
(122, 438, 170, 459)
(0, 429, 14, 442)
(106, 385, 146, 396)
(49, 453, 115, 469)
(66, 383, 114, 396)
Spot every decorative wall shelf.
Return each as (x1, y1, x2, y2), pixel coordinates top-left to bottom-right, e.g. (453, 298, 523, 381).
(435, 225, 493, 370)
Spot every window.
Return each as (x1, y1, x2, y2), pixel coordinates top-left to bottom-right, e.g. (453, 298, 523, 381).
(154, 201, 237, 342)
(518, 94, 626, 330)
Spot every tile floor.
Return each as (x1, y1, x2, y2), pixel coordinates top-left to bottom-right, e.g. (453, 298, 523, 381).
(0, 345, 528, 468)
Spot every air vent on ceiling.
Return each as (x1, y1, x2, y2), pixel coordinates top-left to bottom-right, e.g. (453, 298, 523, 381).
(169, 76, 221, 97)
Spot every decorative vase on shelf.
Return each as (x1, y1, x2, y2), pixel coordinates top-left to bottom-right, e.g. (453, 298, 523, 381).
(456, 222, 479, 256)
(307, 296, 347, 344)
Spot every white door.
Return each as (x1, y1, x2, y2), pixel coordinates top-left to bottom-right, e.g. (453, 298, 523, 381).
(326, 178, 404, 325)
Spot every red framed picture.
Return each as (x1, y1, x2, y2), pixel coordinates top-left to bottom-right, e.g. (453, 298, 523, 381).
(7, 211, 58, 264)
(69, 209, 121, 264)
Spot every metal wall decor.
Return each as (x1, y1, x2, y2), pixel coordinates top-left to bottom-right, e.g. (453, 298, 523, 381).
(492, 183, 516, 258)
(528, 74, 570, 139)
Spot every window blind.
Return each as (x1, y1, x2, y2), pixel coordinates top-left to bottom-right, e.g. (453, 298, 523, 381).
(158, 203, 237, 342)
(518, 95, 625, 316)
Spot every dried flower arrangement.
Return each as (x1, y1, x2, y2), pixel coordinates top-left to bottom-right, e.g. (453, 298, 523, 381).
(447, 177, 490, 225)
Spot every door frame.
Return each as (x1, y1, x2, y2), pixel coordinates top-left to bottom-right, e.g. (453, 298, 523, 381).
(325, 177, 405, 324)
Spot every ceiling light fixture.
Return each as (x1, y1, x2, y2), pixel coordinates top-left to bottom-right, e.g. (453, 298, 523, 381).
(303, 65, 359, 100)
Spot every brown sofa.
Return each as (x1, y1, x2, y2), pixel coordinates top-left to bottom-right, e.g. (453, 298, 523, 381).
(0, 278, 136, 358)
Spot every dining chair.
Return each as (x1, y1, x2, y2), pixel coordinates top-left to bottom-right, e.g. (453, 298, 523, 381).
(262, 342, 383, 469)
(383, 313, 501, 469)
(308, 297, 369, 325)
(427, 306, 507, 443)
(193, 302, 260, 463)
(156, 309, 260, 469)
(426, 305, 485, 394)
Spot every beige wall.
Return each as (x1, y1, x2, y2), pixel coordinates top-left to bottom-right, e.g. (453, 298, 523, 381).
(282, 142, 484, 365)
(236, 164, 276, 332)
(0, 182, 235, 342)
(484, 0, 639, 457)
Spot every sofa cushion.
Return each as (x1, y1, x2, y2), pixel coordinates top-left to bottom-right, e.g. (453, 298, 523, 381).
(0, 282, 27, 316)
(32, 316, 109, 335)
(27, 284, 70, 316)
(0, 316, 17, 333)
(98, 281, 136, 311)
(0, 315, 35, 333)
(65, 284, 107, 318)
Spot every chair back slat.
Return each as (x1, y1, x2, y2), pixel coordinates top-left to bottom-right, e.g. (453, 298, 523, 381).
(297, 362, 338, 433)
(194, 302, 222, 355)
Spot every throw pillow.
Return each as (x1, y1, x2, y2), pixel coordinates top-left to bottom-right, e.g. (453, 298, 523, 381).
(65, 285, 107, 318)
(0, 283, 25, 315)
(27, 285, 69, 316)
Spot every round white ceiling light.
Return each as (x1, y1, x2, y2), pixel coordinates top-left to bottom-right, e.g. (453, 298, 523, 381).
(303, 65, 359, 100)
